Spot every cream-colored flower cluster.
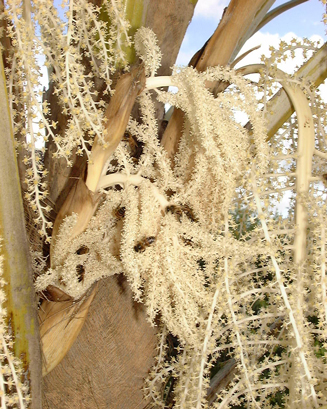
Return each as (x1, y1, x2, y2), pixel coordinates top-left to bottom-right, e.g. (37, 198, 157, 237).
(34, 0, 130, 159)
(2, 0, 131, 237)
(3, 5, 327, 406)
(35, 30, 327, 406)
(3, 1, 52, 237)
(135, 27, 162, 77)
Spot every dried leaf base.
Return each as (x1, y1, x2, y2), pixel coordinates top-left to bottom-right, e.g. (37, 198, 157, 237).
(42, 275, 157, 409)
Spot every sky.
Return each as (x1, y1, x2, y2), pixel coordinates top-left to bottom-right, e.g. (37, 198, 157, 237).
(176, 0, 326, 66)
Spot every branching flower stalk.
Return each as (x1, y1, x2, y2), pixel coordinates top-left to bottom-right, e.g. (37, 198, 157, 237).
(2, 0, 132, 238)
(2, 2, 327, 407)
(34, 0, 129, 157)
(223, 213, 260, 409)
(3, 0, 143, 386)
(251, 167, 318, 407)
(4, 1, 51, 237)
(241, 63, 318, 405)
(320, 212, 327, 324)
(196, 282, 220, 409)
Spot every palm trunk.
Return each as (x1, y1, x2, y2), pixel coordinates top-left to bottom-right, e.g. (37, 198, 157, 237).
(0, 54, 42, 409)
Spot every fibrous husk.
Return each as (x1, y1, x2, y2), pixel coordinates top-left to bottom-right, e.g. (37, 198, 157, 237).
(39, 285, 97, 376)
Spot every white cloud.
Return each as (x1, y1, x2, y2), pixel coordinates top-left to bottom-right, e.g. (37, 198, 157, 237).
(234, 32, 283, 69)
(235, 31, 325, 89)
(319, 82, 327, 102)
(194, 0, 228, 19)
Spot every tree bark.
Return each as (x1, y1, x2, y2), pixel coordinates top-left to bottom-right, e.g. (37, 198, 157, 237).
(42, 275, 157, 409)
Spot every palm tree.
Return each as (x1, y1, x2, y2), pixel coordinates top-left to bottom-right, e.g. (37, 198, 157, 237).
(0, 0, 326, 407)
